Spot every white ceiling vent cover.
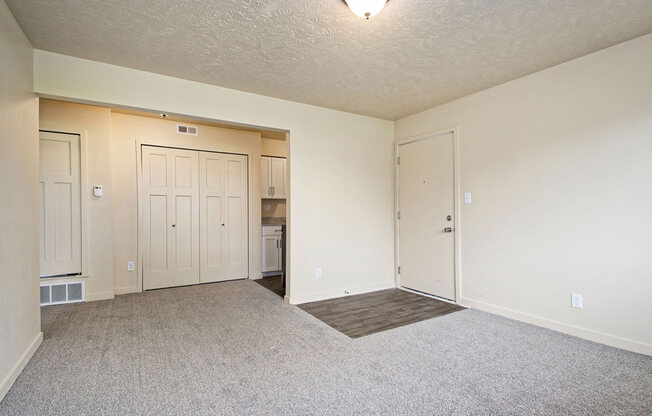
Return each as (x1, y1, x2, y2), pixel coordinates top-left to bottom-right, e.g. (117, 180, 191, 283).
(177, 124, 198, 136)
(40, 281, 85, 306)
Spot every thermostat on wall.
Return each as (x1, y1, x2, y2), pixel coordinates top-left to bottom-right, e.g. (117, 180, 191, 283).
(93, 186, 103, 197)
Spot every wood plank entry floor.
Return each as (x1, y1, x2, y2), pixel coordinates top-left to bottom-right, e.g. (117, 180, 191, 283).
(255, 275, 285, 298)
(299, 289, 465, 338)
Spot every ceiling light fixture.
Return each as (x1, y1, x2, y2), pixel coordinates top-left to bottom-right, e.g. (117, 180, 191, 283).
(344, 0, 389, 20)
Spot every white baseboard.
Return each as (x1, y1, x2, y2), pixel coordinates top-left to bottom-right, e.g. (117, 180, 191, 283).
(0, 332, 43, 402)
(249, 272, 263, 280)
(113, 286, 139, 295)
(85, 291, 115, 302)
(288, 282, 395, 305)
(461, 297, 651, 356)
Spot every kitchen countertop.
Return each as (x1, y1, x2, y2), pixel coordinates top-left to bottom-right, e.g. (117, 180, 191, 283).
(262, 217, 286, 225)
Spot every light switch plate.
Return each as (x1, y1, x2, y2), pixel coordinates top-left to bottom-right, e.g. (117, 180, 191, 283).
(127, 261, 135, 272)
(571, 293, 583, 309)
(464, 192, 472, 204)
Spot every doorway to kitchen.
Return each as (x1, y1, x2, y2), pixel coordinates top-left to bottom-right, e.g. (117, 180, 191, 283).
(257, 133, 288, 298)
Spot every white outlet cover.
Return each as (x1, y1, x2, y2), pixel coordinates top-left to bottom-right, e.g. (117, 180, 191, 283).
(127, 261, 135, 272)
(571, 293, 583, 309)
(315, 268, 322, 279)
(464, 192, 472, 204)
(264, 203, 271, 211)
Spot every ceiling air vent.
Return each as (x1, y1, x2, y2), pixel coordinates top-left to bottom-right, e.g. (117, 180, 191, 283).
(40, 281, 85, 306)
(177, 124, 199, 136)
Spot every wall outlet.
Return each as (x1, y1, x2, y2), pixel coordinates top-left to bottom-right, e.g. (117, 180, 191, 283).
(464, 192, 472, 204)
(263, 203, 271, 211)
(344, 290, 350, 295)
(315, 268, 322, 279)
(571, 293, 583, 309)
(127, 261, 135, 272)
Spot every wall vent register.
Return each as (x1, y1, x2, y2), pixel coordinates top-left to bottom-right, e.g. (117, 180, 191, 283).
(40, 281, 85, 306)
(177, 124, 199, 136)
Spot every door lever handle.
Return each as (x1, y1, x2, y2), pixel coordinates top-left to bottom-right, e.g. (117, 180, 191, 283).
(444, 227, 453, 233)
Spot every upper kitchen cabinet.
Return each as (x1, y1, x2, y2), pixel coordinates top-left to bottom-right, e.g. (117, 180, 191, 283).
(261, 156, 286, 199)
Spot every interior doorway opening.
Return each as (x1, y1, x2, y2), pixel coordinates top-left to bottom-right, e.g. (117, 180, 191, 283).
(38, 98, 291, 302)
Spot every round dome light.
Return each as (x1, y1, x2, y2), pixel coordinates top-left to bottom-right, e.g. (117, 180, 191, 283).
(344, 0, 389, 20)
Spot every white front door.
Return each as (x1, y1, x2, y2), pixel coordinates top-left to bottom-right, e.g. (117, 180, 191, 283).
(39, 131, 81, 277)
(398, 133, 456, 300)
(142, 146, 200, 290)
(199, 151, 248, 283)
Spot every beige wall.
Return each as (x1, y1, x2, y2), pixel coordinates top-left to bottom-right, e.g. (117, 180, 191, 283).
(0, 0, 42, 401)
(395, 34, 652, 355)
(261, 137, 286, 157)
(110, 112, 263, 291)
(34, 50, 397, 304)
(39, 99, 115, 301)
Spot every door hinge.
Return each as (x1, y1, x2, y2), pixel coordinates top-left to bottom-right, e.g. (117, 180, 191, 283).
(396, 156, 400, 165)
(398, 266, 401, 274)
(397, 211, 401, 220)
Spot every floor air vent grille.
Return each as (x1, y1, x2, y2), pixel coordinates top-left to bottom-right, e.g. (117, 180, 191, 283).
(40, 282, 85, 306)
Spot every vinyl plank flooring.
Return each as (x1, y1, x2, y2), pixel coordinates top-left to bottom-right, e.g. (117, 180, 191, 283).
(299, 289, 465, 338)
(254, 275, 285, 298)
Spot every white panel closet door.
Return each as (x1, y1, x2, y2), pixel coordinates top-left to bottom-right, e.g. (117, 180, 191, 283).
(200, 152, 248, 283)
(39, 131, 81, 277)
(142, 146, 199, 290)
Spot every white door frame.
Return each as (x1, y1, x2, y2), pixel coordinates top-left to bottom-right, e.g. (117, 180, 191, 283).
(38, 129, 90, 281)
(136, 142, 250, 292)
(395, 126, 462, 303)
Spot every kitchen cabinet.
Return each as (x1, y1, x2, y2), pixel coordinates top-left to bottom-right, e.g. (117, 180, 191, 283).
(262, 225, 283, 272)
(261, 156, 286, 199)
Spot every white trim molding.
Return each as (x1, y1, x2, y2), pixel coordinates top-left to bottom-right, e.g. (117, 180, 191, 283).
(0, 332, 43, 402)
(287, 282, 394, 305)
(462, 297, 652, 356)
(85, 291, 115, 302)
(113, 286, 139, 295)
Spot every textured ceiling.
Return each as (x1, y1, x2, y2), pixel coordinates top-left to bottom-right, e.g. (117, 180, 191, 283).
(7, 0, 652, 120)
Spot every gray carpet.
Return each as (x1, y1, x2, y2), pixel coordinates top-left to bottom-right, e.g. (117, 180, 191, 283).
(1, 280, 650, 415)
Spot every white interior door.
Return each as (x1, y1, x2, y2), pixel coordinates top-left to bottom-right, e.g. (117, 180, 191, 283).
(398, 133, 456, 300)
(142, 146, 199, 290)
(199, 152, 248, 283)
(39, 131, 81, 277)
(270, 157, 286, 198)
